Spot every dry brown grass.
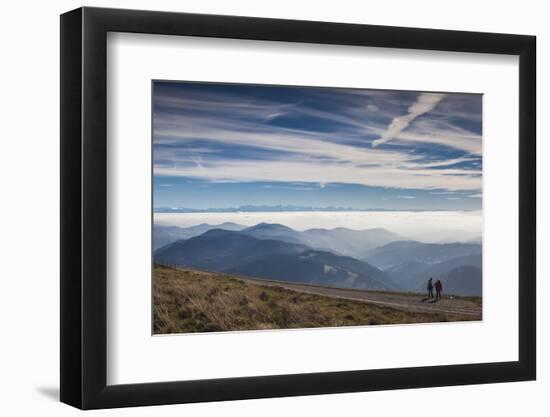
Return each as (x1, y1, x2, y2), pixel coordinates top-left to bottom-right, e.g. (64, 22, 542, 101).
(153, 265, 473, 334)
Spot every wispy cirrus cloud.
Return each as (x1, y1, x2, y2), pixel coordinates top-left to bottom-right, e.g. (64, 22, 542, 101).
(393, 117, 482, 155)
(372, 93, 446, 147)
(153, 82, 483, 209)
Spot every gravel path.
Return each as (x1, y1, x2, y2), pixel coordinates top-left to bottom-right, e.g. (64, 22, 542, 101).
(237, 276, 482, 319)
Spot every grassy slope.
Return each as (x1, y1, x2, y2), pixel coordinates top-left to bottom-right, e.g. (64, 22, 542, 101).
(153, 265, 475, 334)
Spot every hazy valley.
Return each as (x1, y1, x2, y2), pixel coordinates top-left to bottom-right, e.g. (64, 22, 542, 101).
(154, 221, 482, 297)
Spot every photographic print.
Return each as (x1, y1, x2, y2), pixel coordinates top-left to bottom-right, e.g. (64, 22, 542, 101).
(152, 81, 483, 334)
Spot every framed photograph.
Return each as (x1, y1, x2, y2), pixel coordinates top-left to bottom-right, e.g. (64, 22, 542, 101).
(60, 7, 536, 409)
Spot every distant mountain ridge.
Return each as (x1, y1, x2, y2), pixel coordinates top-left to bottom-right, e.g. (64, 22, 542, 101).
(153, 222, 246, 249)
(154, 222, 482, 295)
(406, 254, 482, 295)
(156, 222, 406, 258)
(226, 250, 390, 290)
(363, 240, 482, 269)
(154, 205, 461, 213)
(241, 223, 305, 245)
(300, 227, 403, 258)
(154, 228, 393, 291)
(439, 266, 482, 296)
(155, 229, 308, 271)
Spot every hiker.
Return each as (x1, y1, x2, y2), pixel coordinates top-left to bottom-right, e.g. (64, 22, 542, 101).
(435, 279, 443, 300)
(427, 277, 434, 299)
(428, 277, 434, 298)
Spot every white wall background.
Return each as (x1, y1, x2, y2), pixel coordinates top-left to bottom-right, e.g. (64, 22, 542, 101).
(0, 0, 545, 415)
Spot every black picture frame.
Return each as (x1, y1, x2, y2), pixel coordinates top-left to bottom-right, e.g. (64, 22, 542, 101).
(60, 6, 536, 410)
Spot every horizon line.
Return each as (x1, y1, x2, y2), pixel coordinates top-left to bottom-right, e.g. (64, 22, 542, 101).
(154, 206, 481, 214)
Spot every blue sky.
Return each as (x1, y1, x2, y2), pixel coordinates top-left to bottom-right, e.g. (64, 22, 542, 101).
(153, 81, 482, 211)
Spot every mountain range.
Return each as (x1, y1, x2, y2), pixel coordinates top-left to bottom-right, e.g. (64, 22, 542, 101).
(385, 253, 482, 294)
(155, 222, 403, 257)
(154, 222, 482, 295)
(363, 240, 482, 269)
(155, 228, 390, 290)
(153, 222, 245, 249)
(154, 205, 455, 213)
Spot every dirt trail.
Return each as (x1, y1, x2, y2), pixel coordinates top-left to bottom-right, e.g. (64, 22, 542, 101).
(236, 276, 482, 319)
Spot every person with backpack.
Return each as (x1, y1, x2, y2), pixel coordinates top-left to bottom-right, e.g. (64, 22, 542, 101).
(434, 279, 443, 300)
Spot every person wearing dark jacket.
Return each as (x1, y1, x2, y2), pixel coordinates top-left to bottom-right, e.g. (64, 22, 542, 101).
(434, 279, 443, 300)
(427, 278, 434, 299)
